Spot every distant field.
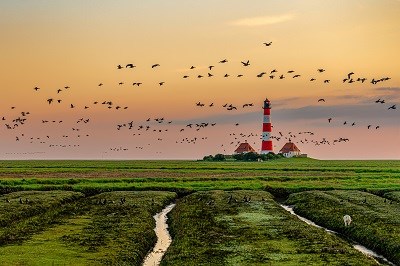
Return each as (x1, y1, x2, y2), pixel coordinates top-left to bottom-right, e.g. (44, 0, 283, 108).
(0, 159, 399, 194)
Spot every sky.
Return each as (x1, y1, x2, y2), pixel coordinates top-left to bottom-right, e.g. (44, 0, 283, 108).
(0, 0, 399, 160)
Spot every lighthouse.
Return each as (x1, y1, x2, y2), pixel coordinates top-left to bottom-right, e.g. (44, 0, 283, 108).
(261, 98, 273, 154)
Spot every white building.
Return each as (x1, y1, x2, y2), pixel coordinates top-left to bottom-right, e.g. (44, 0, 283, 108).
(279, 142, 301, 158)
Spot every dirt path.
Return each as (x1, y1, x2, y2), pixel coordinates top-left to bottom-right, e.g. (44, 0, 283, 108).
(142, 203, 175, 266)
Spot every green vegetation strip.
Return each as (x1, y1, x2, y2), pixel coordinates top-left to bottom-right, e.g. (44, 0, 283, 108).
(1, 159, 399, 193)
(162, 190, 377, 265)
(286, 190, 400, 265)
(0, 191, 176, 266)
(0, 191, 84, 245)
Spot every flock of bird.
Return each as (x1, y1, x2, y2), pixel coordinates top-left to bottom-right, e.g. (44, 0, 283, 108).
(1, 41, 397, 157)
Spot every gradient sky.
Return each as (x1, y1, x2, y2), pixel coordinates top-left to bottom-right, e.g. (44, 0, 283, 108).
(0, 0, 399, 159)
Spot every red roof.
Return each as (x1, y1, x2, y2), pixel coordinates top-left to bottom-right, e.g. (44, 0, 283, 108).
(279, 142, 301, 153)
(234, 143, 256, 153)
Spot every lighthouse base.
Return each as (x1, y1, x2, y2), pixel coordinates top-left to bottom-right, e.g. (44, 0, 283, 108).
(260, 150, 274, 154)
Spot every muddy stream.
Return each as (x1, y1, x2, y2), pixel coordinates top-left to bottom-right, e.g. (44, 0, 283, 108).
(280, 204, 395, 266)
(142, 203, 175, 266)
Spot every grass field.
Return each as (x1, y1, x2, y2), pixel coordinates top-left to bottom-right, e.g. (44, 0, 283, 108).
(0, 159, 399, 265)
(286, 190, 400, 265)
(0, 191, 176, 265)
(0, 159, 399, 194)
(162, 190, 378, 265)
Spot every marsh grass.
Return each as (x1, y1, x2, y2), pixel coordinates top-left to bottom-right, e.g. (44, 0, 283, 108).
(162, 190, 377, 265)
(0, 191, 177, 266)
(286, 190, 400, 265)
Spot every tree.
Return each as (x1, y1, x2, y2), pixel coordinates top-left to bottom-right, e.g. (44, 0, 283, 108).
(233, 153, 244, 161)
(243, 152, 259, 161)
(213, 153, 226, 161)
(203, 155, 214, 161)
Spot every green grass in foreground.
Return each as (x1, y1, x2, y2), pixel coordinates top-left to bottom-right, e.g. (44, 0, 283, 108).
(286, 190, 400, 265)
(162, 190, 377, 266)
(0, 191, 177, 266)
(0, 191, 84, 245)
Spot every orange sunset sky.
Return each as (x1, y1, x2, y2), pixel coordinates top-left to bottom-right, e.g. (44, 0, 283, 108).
(0, 0, 399, 159)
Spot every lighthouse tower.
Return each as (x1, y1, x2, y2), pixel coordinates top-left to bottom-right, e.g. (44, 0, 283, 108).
(261, 98, 273, 154)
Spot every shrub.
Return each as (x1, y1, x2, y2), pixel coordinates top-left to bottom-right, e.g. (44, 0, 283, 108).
(213, 154, 226, 161)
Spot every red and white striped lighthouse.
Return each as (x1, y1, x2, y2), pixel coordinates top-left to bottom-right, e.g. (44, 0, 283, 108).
(261, 98, 273, 154)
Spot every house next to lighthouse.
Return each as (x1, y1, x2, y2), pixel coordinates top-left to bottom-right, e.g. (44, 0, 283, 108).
(279, 141, 301, 158)
(234, 142, 256, 154)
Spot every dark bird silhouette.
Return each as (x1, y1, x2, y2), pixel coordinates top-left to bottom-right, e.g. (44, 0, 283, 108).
(209, 65, 214, 70)
(98, 83, 103, 86)
(241, 60, 250, 66)
(257, 72, 266, 78)
(126, 64, 135, 68)
(318, 99, 325, 102)
(117, 64, 123, 69)
(34, 87, 40, 91)
(190, 66, 196, 69)
(368, 125, 371, 129)
(310, 78, 316, 81)
(263, 42, 272, 46)
(219, 59, 228, 63)
(328, 118, 332, 123)
(317, 69, 325, 73)
(351, 122, 356, 126)
(388, 105, 396, 110)
(151, 64, 160, 68)
(293, 74, 301, 78)
(324, 80, 330, 83)
(159, 82, 165, 86)
(47, 98, 53, 104)
(183, 75, 189, 78)
(347, 72, 354, 79)
(375, 126, 380, 129)
(237, 74, 243, 77)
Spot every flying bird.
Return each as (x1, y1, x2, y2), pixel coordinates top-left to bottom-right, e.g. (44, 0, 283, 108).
(241, 60, 250, 66)
(318, 99, 325, 102)
(151, 64, 160, 68)
(219, 59, 228, 63)
(263, 42, 272, 46)
(388, 105, 396, 110)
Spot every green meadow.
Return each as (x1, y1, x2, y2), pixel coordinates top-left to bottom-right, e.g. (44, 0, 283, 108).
(0, 158, 399, 265)
(0, 159, 399, 194)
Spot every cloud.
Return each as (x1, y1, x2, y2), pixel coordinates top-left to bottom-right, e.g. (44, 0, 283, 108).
(230, 14, 294, 27)
(173, 102, 398, 127)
